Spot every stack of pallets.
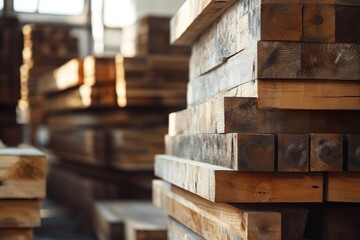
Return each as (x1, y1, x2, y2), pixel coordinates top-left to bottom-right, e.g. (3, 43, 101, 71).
(37, 16, 190, 237)
(0, 16, 22, 146)
(21, 24, 79, 144)
(0, 147, 46, 240)
(154, 0, 360, 239)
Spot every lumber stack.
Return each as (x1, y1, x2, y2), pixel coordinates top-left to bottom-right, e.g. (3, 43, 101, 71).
(0, 147, 46, 240)
(38, 15, 190, 236)
(154, 0, 360, 239)
(21, 24, 79, 145)
(0, 16, 22, 146)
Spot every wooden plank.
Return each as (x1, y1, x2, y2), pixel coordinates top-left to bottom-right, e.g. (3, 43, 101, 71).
(0, 229, 33, 240)
(336, 6, 360, 43)
(83, 56, 116, 85)
(310, 134, 343, 171)
(170, 0, 236, 45)
(257, 80, 360, 110)
(165, 133, 275, 171)
(303, 4, 335, 42)
(155, 155, 323, 203)
(125, 220, 167, 240)
(326, 172, 360, 202)
(345, 135, 360, 171)
(0, 148, 46, 199)
(168, 218, 204, 240)
(169, 97, 360, 136)
(153, 180, 281, 240)
(0, 200, 40, 228)
(94, 201, 167, 240)
(277, 134, 309, 172)
(36, 58, 83, 94)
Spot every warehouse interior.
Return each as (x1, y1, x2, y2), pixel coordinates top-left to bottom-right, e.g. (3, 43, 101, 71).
(0, 0, 360, 239)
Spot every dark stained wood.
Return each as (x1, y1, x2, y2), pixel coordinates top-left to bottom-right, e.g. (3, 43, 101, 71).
(278, 134, 309, 172)
(345, 135, 360, 171)
(310, 134, 343, 171)
(336, 6, 360, 43)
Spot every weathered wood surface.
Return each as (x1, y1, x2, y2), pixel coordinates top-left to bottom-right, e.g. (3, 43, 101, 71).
(190, 1, 360, 80)
(310, 134, 343, 171)
(0, 148, 46, 199)
(170, 0, 236, 45)
(155, 155, 323, 203)
(169, 97, 360, 136)
(94, 201, 167, 240)
(36, 58, 83, 94)
(0, 229, 33, 240)
(168, 218, 205, 240)
(278, 134, 309, 172)
(0, 200, 40, 228)
(326, 172, 360, 202)
(165, 133, 274, 171)
(345, 135, 360, 171)
(153, 180, 281, 240)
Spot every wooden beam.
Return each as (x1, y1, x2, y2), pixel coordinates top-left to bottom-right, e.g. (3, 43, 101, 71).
(310, 134, 343, 171)
(169, 97, 360, 135)
(94, 201, 167, 240)
(336, 6, 360, 43)
(168, 218, 204, 240)
(165, 133, 274, 171)
(345, 135, 360, 171)
(277, 134, 309, 172)
(326, 172, 360, 202)
(125, 220, 167, 240)
(0, 148, 46, 199)
(0, 201, 40, 228)
(154, 155, 323, 203)
(170, 0, 236, 45)
(153, 180, 282, 239)
(0, 229, 33, 240)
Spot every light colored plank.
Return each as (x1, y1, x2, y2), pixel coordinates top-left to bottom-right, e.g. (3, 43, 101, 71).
(154, 155, 323, 203)
(0, 200, 40, 228)
(94, 201, 167, 240)
(153, 180, 282, 240)
(168, 218, 204, 240)
(0, 148, 46, 199)
(170, 0, 236, 45)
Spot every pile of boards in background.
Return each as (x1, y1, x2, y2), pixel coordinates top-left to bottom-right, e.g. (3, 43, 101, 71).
(21, 24, 79, 144)
(0, 16, 22, 146)
(32, 16, 190, 237)
(0, 147, 46, 240)
(154, 0, 360, 239)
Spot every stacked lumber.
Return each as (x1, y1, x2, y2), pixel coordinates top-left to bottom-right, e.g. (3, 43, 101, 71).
(154, 0, 360, 239)
(0, 16, 22, 146)
(39, 15, 190, 236)
(0, 147, 46, 240)
(121, 16, 191, 57)
(20, 24, 79, 145)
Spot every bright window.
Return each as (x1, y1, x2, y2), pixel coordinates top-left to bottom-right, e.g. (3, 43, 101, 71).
(14, 0, 85, 15)
(103, 0, 136, 27)
(0, 0, 4, 11)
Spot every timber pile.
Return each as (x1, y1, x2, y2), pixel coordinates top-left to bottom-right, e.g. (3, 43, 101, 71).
(154, 0, 360, 239)
(21, 24, 79, 145)
(39, 16, 190, 236)
(0, 16, 22, 146)
(0, 147, 46, 240)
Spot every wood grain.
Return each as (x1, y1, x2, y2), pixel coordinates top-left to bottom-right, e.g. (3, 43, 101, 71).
(168, 218, 204, 240)
(0, 200, 40, 228)
(0, 148, 46, 199)
(303, 4, 335, 42)
(278, 134, 309, 172)
(155, 155, 323, 203)
(310, 134, 343, 171)
(153, 180, 281, 239)
(165, 133, 274, 171)
(326, 172, 360, 202)
(169, 97, 360, 136)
